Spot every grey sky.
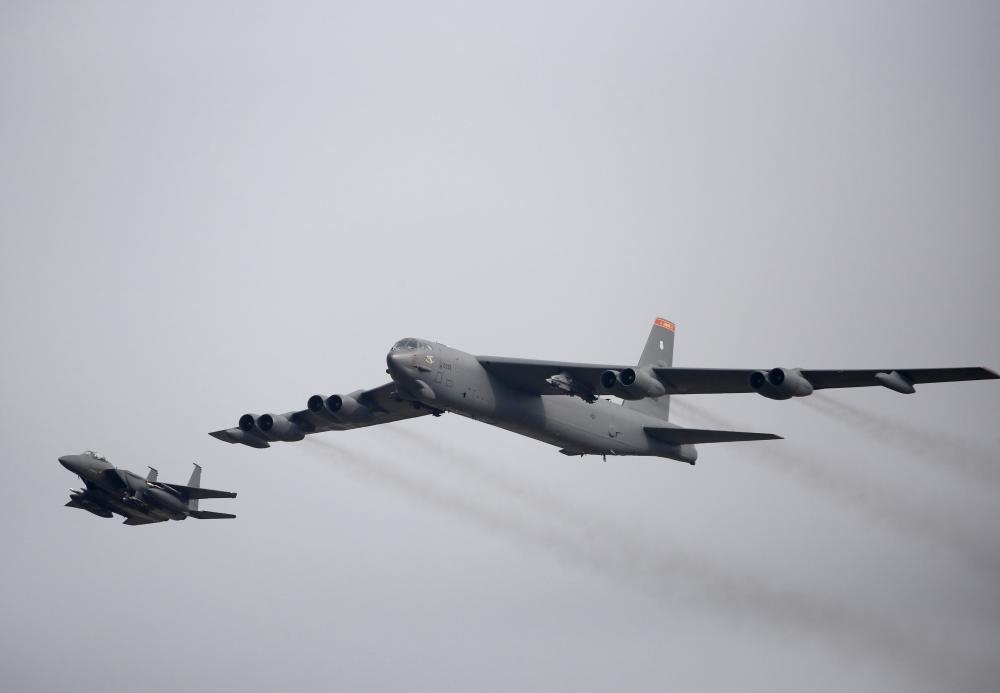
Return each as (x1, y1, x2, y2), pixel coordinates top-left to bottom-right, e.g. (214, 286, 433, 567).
(2, 2, 998, 691)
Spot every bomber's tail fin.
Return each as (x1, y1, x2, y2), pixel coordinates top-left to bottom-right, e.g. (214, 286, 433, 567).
(623, 317, 675, 421)
(188, 463, 202, 511)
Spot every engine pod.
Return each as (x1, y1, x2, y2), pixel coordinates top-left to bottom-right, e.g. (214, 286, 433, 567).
(875, 370, 915, 394)
(618, 366, 666, 399)
(257, 413, 305, 441)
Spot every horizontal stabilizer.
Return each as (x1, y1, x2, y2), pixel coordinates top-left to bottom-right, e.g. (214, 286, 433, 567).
(645, 426, 782, 445)
(164, 484, 237, 500)
(188, 510, 236, 520)
(123, 516, 163, 526)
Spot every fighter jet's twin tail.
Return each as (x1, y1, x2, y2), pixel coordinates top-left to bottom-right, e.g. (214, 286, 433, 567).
(207, 317, 997, 467)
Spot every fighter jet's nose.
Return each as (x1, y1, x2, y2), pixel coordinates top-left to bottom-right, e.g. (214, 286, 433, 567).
(59, 455, 86, 473)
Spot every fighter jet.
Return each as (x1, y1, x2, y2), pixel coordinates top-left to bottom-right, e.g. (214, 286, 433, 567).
(60, 451, 236, 525)
(209, 318, 997, 466)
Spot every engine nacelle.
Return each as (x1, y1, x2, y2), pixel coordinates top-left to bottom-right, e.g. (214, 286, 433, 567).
(142, 486, 188, 516)
(749, 368, 814, 399)
(618, 366, 666, 399)
(237, 412, 293, 442)
(308, 393, 372, 423)
(257, 413, 305, 442)
(600, 370, 619, 389)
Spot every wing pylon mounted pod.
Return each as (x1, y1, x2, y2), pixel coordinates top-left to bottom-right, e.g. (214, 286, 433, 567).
(875, 370, 916, 394)
(545, 371, 597, 402)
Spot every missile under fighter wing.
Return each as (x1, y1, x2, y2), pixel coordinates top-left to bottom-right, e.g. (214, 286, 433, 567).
(209, 320, 997, 466)
(59, 452, 236, 525)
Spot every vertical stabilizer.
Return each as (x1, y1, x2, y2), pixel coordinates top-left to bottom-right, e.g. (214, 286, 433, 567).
(146, 467, 158, 482)
(623, 317, 675, 421)
(188, 463, 202, 511)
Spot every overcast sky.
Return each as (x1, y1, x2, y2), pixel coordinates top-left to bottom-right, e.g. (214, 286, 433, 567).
(2, 2, 998, 692)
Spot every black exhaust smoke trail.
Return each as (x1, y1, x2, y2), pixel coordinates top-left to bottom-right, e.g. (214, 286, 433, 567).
(671, 399, 1000, 578)
(302, 436, 978, 691)
(384, 425, 612, 538)
(303, 437, 683, 589)
(804, 393, 1000, 489)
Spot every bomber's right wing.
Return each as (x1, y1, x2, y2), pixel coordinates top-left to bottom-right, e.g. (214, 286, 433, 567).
(209, 382, 433, 449)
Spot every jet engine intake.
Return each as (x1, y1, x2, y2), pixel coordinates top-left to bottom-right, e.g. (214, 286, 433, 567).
(318, 394, 372, 423)
(257, 413, 305, 442)
(308, 394, 368, 423)
(750, 368, 814, 399)
(601, 370, 619, 389)
(618, 366, 666, 399)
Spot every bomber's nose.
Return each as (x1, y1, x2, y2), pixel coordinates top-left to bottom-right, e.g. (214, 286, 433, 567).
(386, 351, 411, 376)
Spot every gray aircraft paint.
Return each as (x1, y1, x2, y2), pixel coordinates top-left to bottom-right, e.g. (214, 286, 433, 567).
(5, 4, 1000, 692)
(211, 320, 994, 468)
(59, 452, 236, 525)
(386, 338, 699, 462)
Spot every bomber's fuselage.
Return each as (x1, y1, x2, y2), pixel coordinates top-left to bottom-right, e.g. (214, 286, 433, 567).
(386, 340, 696, 464)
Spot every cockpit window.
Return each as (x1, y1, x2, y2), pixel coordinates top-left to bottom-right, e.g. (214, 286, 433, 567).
(391, 338, 433, 351)
(83, 450, 107, 461)
(391, 338, 418, 351)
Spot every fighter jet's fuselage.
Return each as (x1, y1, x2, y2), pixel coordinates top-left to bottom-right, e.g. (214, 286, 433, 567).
(386, 341, 698, 464)
(59, 453, 236, 525)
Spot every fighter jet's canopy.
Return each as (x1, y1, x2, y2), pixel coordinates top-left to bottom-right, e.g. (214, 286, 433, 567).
(391, 338, 432, 351)
(82, 450, 107, 461)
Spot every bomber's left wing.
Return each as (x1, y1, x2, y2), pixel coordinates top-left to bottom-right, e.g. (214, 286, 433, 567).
(478, 357, 632, 401)
(209, 382, 432, 449)
(478, 356, 997, 400)
(652, 366, 997, 395)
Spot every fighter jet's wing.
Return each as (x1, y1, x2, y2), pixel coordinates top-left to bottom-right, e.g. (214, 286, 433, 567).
(209, 381, 432, 448)
(478, 357, 997, 397)
(123, 516, 163, 526)
(163, 484, 237, 500)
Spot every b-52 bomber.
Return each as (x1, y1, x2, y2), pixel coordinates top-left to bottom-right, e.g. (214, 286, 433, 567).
(60, 451, 236, 525)
(210, 318, 997, 466)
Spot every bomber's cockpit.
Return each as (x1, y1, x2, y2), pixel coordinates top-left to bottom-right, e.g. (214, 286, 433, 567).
(391, 338, 433, 352)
